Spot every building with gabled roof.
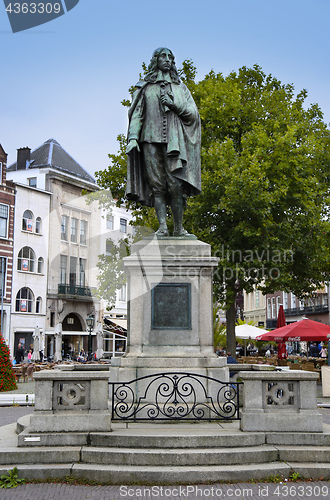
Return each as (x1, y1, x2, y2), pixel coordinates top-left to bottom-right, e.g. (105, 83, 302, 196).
(7, 138, 95, 185)
(6, 138, 134, 360)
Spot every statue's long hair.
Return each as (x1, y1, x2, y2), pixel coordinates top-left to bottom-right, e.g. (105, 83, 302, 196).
(145, 47, 181, 84)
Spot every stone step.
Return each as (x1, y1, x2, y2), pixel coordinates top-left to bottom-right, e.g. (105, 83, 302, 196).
(89, 431, 266, 449)
(2, 461, 330, 484)
(0, 462, 292, 483)
(81, 445, 278, 466)
(278, 446, 330, 463)
(266, 431, 330, 446)
(0, 447, 80, 465)
(3, 443, 330, 471)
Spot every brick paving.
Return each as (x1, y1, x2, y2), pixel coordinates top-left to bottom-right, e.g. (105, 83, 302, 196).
(1, 481, 330, 499)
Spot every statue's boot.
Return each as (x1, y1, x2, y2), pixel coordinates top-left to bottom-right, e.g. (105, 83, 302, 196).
(172, 196, 189, 237)
(154, 195, 169, 236)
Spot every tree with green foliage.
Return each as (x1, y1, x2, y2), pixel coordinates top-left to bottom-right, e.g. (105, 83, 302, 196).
(96, 236, 131, 311)
(96, 63, 330, 356)
(185, 65, 330, 356)
(0, 335, 17, 392)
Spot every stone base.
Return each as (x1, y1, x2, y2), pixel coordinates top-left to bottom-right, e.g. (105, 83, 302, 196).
(123, 238, 219, 360)
(29, 411, 111, 433)
(112, 355, 227, 368)
(239, 370, 323, 433)
(240, 410, 324, 433)
(18, 429, 90, 447)
(110, 356, 229, 383)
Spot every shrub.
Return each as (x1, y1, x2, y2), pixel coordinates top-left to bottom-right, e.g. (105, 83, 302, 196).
(0, 335, 17, 392)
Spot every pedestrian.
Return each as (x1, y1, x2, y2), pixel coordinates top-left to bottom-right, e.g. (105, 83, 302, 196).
(320, 346, 327, 358)
(15, 342, 25, 364)
(27, 349, 32, 363)
(310, 342, 320, 357)
(227, 351, 238, 379)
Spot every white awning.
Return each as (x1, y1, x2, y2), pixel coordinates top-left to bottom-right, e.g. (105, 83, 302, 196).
(45, 330, 96, 336)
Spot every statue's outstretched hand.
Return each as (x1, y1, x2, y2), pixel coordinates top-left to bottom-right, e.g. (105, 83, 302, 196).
(126, 140, 140, 155)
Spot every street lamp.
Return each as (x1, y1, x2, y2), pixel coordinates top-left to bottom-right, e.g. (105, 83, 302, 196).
(86, 315, 95, 360)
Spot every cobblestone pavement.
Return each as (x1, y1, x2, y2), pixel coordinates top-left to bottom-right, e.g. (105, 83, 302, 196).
(1, 481, 330, 500)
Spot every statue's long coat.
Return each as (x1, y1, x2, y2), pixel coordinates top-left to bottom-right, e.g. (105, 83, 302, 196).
(126, 79, 201, 206)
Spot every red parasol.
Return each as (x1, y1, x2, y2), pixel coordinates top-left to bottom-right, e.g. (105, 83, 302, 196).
(256, 318, 330, 342)
(276, 305, 287, 359)
(276, 305, 286, 328)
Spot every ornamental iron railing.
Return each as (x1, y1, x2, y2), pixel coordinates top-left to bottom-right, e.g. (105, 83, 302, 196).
(109, 372, 242, 422)
(58, 284, 92, 297)
(284, 304, 328, 316)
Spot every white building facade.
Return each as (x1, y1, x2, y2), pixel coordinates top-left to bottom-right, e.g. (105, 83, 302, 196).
(7, 139, 132, 359)
(243, 287, 266, 327)
(10, 183, 51, 357)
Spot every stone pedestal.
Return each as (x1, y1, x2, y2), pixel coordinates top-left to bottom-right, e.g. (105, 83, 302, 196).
(111, 237, 227, 383)
(240, 370, 323, 432)
(27, 369, 111, 433)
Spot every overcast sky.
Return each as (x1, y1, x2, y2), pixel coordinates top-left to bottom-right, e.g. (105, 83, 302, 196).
(1, 0, 329, 179)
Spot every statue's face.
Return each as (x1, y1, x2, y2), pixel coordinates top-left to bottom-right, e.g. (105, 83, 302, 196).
(157, 49, 173, 73)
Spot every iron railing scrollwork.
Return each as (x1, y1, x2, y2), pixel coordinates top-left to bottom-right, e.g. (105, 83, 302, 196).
(109, 372, 242, 422)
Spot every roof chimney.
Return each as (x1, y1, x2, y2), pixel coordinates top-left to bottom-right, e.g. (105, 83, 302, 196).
(17, 147, 31, 170)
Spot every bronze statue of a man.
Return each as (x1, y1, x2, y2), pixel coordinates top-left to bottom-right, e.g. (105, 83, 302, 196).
(126, 47, 201, 237)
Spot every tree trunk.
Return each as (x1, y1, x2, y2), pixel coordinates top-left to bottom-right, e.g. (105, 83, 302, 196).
(226, 283, 237, 359)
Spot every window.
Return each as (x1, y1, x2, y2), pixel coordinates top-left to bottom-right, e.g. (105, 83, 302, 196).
(71, 218, 78, 243)
(50, 311, 55, 327)
(120, 218, 127, 233)
(60, 255, 67, 284)
(37, 257, 44, 274)
(255, 290, 259, 309)
(291, 293, 296, 308)
(283, 292, 288, 309)
(0, 162, 2, 184)
(107, 215, 114, 230)
(106, 239, 114, 255)
(80, 220, 87, 245)
(35, 217, 42, 234)
(28, 177, 37, 188)
(267, 298, 271, 318)
(16, 287, 33, 313)
(0, 204, 8, 238)
(0, 258, 6, 298)
(22, 210, 33, 232)
(118, 284, 126, 302)
(36, 296, 42, 314)
(70, 257, 77, 286)
(79, 258, 86, 287)
(17, 247, 35, 272)
(276, 296, 281, 316)
(271, 297, 276, 318)
(61, 215, 69, 241)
